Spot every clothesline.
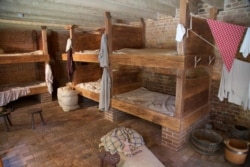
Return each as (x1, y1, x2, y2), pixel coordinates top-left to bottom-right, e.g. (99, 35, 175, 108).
(188, 29, 218, 50)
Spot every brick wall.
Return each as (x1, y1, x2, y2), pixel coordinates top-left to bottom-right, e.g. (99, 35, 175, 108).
(143, 11, 178, 97)
(145, 14, 178, 49)
(142, 68, 176, 95)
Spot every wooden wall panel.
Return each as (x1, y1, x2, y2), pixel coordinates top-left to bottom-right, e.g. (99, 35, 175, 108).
(0, 30, 37, 53)
(72, 63, 102, 85)
(74, 33, 101, 52)
(183, 89, 209, 115)
(112, 67, 142, 95)
(184, 17, 215, 68)
(112, 25, 143, 50)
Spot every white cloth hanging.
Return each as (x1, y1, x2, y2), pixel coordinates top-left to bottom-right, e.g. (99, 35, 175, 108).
(98, 34, 109, 68)
(218, 63, 233, 101)
(228, 59, 250, 110)
(175, 24, 186, 42)
(239, 28, 250, 58)
(218, 59, 250, 110)
(98, 34, 111, 111)
(45, 63, 53, 94)
(99, 68, 111, 111)
(65, 38, 72, 52)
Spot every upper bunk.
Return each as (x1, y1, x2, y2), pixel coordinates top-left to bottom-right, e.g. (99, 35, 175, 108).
(0, 27, 50, 64)
(61, 25, 102, 63)
(107, 4, 216, 70)
(0, 26, 51, 106)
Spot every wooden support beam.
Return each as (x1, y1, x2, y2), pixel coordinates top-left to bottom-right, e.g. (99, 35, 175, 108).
(209, 7, 218, 20)
(140, 18, 145, 48)
(175, 70, 185, 118)
(177, 0, 189, 56)
(105, 12, 112, 54)
(41, 26, 48, 55)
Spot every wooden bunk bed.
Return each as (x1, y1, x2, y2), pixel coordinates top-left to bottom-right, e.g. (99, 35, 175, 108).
(0, 27, 50, 106)
(61, 26, 102, 102)
(104, 0, 216, 135)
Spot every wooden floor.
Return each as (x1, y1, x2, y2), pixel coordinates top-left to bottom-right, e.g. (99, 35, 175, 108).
(0, 99, 242, 167)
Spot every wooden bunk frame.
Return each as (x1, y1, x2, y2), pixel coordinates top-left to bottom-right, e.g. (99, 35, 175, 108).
(0, 27, 50, 100)
(61, 25, 102, 102)
(61, 25, 100, 63)
(106, 1, 216, 132)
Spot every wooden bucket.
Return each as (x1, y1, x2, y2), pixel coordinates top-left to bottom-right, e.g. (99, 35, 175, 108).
(191, 129, 223, 155)
(224, 139, 249, 165)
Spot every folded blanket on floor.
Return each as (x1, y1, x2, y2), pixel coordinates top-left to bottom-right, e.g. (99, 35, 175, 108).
(99, 127, 145, 155)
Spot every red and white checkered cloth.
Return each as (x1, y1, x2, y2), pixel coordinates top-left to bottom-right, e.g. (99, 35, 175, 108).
(207, 19, 245, 71)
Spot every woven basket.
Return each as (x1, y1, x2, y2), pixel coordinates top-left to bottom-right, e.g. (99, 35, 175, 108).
(191, 129, 223, 155)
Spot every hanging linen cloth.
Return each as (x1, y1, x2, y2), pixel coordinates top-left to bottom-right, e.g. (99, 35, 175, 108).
(240, 28, 250, 58)
(175, 23, 186, 42)
(218, 63, 233, 101)
(207, 19, 245, 71)
(66, 38, 75, 82)
(45, 63, 53, 94)
(218, 59, 250, 110)
(228, 59, 250, 110)
(98, 34, 111, 111)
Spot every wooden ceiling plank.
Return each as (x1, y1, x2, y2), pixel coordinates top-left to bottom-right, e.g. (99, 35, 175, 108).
(50, 0, 158, 19)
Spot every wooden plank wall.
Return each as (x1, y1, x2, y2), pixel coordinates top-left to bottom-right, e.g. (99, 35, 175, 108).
(182, 68, 210, 116)
(184, 17, 215, 68)
(112, 66, 142, 95)
(112, 25, 143, 50)
(73, 32, 101, 52)
(72, 63, 102, 85)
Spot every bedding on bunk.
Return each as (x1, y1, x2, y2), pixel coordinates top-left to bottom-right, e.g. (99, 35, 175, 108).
(75, 79, 101, 93)
(113, 87, 175, 116)
(112, 48, 178, 56)
(0, 50, 44, 56)
(0, 82, 46, 106)
(74, 49, 99, 54)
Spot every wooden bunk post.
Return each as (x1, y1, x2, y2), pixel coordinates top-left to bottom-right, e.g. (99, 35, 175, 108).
(69, 25, 75, 53)
(175, 70, 185, 119)
(41, 26, 48, 56)
(175, 0, 189, 119)
(105, 12, 112, 54)
(209, 7, 218, 20)
(140, 18, 146, 48)
(177, 0, 189, 56)
(104, 11, 114, 99)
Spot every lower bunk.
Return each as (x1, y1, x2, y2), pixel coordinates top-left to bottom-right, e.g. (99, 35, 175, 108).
(66, 63, 102, 103)
(107, 66, 211, 151)
(0, 81, 50, 108)
(67, 79, 101, 103)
